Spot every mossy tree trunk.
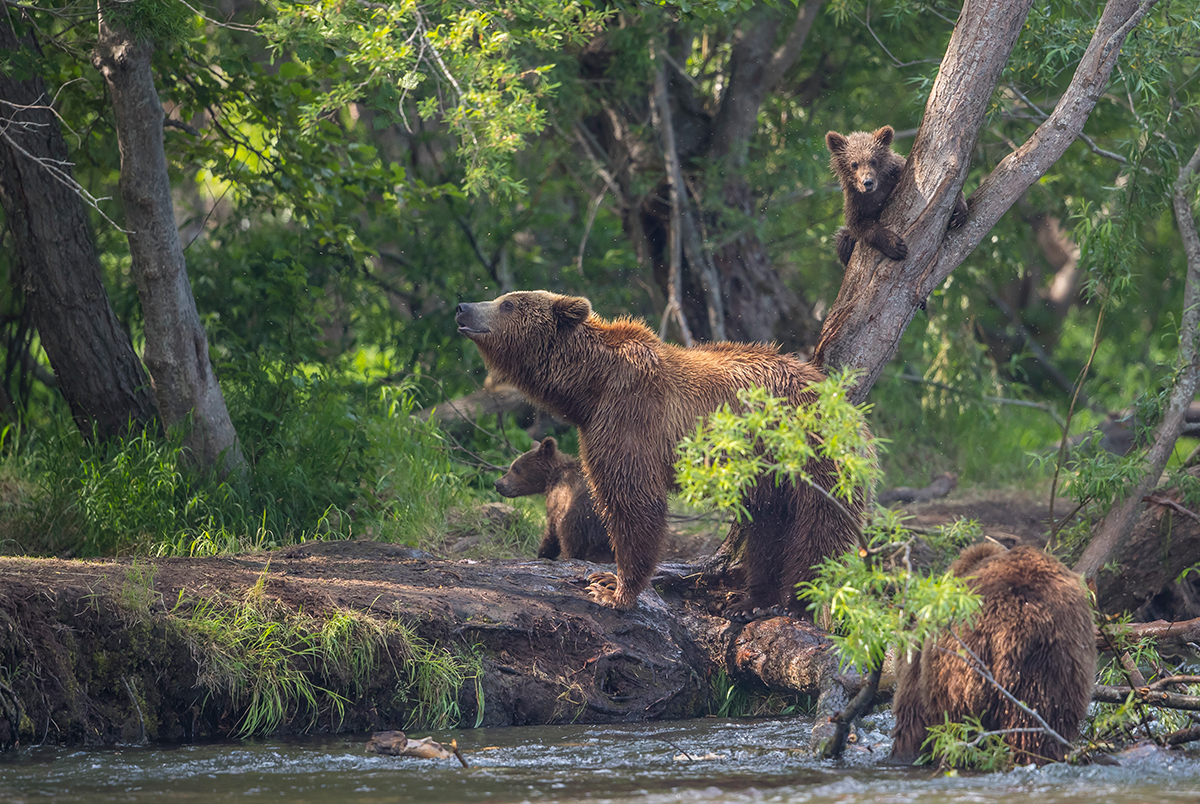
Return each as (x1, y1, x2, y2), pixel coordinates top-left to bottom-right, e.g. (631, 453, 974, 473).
(91, 10, 244, 476)
(0, 10, 160, 439)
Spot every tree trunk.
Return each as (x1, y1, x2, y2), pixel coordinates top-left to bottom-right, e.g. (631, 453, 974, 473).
(1075, 138, 1200, 583)
(705, 0, 822, 349)
(579, 2, 823, 350)
(814, 0, 1160, 403)
(0, 12, 159, 439)
(92, 14, 244, 475)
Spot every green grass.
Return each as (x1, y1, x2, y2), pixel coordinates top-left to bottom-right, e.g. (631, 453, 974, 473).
(175, 571, 482, 736)
(0, 376, 475, 558)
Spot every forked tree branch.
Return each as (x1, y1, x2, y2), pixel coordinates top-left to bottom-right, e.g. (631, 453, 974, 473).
(815, 0, 1162, 401)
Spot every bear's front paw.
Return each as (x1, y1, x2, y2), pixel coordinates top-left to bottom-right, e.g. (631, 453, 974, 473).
(882, 231, 908, 261)
(835, 228, 855, 267)
(586, 572, 636, 609)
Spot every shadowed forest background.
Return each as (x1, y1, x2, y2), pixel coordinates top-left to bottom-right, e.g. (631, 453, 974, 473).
(0, 0, 1197, 593)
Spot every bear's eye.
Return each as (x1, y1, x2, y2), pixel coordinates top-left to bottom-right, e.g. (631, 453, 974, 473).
(849, 161, 858, 170)
(869, 158, 877, 167)
(500, 300, 514, 313)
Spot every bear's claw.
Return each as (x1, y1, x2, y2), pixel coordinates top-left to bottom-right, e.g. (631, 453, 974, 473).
(586, 571, 636, 609)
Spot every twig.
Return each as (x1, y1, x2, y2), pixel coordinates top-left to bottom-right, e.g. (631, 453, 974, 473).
(943, 631, 1072, 749)
(822, 664, 881, 759)
(575, 188, 605, 274)
(1142, 495, 1200, 524)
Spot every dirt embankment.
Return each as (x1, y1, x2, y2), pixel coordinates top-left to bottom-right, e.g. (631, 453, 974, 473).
(0, 541, 734, 749)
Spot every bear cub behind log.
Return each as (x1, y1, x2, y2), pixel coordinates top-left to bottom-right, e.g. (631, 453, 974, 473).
(495, 436, 614, 563)
(826, 125, 969, 267)
(890, 543, 1096, 765)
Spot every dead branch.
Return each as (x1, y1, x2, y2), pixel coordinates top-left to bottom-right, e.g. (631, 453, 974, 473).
(1093, 684, 1200, 711)
(1095, 617, 1200, 649)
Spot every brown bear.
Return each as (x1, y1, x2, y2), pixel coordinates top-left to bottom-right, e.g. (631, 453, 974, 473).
(890, 543, 1096, 765)
(826, 125, 969, 267)
(456, 290, 867, 613)
(495, 436, 614, 563)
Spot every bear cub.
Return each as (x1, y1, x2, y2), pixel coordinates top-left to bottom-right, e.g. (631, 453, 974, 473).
(890, 543, 1096, 765)
(495, 437, 614, 563)
(826, 125, 969, 267)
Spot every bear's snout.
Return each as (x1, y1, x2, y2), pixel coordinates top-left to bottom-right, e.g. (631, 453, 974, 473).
(861, 177, 875, 191)
(456, 301, 492, 336)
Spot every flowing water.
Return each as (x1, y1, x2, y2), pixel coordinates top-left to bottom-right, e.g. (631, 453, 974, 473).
(2, 716, 1199, 803)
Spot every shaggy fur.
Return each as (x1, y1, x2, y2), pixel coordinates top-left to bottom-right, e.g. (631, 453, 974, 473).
(495, 437, 613, 563)
(456, 290, 867, 612)
(826, 125, 968, 267)
(890, 543, 1096, 765)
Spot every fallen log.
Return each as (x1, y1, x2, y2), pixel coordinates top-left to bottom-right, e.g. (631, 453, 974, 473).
(1091, 467, 1200, 615)
(877, 472, 958, 506)
(0, 543, 860, 751)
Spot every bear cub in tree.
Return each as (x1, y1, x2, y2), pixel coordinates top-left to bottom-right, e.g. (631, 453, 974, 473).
(890, 543, 1096, 765)
(495, 437, 614, 563)
(826, 125, 969, 267)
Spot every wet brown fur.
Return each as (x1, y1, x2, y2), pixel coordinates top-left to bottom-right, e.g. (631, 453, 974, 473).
(890, 543, 1096, 765)
(495, 437, 614, 563)
(826, 125, 968, 267)
(456, 291, 866, 611)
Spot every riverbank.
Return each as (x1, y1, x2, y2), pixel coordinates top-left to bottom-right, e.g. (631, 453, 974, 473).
(0, 540, 737, 748)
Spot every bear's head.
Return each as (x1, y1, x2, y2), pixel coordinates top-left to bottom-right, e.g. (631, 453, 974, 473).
(825, 126, 895, 195)
(456, 290, 592, 385)
(494, 437, 561, 498)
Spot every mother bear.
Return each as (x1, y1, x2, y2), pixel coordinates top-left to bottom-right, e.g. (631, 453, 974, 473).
(456, 291, 866, 613)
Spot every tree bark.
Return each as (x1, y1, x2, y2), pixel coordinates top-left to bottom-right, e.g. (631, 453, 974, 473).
(814, 0, 1161, 403)
(704, 0, 822, 349)
(92, 13, 244, 475)
(0, 11, 159, 439)
(580, 2, 822, 350)
(1075, 138, 1200, 583)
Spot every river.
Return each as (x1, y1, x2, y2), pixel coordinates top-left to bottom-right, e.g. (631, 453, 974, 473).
(3, 716, 1199, 803)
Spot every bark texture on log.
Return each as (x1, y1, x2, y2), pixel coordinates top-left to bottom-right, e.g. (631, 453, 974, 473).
(1089, 467, 1200, 615)
(92, 17, 244, 474)
(0, 546, 860, 749)
(0, 13, 159, 439)
(815, 0, 1161, 403)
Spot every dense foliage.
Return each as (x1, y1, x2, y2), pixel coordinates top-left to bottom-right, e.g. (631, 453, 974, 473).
(0, 0, 1196, 559)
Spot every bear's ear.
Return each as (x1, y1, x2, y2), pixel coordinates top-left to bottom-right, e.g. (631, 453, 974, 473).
(825, 131, 847, 154)
(553, 296, 591, 329)
(539, 437, 557, 455)
(872, 126, 895, 147)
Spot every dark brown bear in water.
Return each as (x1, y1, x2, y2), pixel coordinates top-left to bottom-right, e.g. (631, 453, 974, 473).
(456, 290, 868, 613)
(826, 125, 969, 267)
(495, 436, 614, 563)
(890, 543, 1096, 765)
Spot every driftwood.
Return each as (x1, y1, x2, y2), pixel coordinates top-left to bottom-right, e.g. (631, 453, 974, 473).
(877, 472, 958, 506)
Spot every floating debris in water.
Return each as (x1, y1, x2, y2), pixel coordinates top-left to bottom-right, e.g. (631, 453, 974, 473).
(365, 731, 470, 767)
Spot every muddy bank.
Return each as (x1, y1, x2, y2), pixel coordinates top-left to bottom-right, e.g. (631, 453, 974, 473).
(0, 540, 819, 749)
